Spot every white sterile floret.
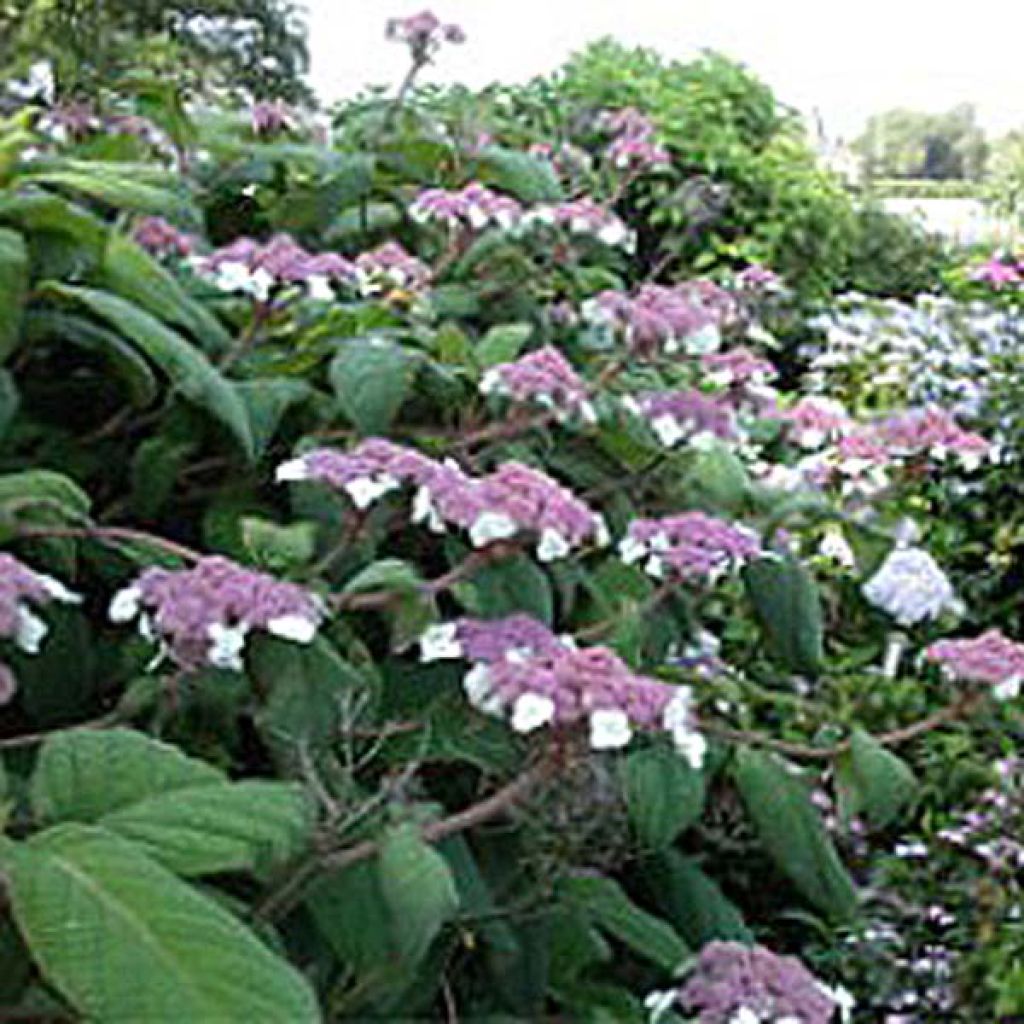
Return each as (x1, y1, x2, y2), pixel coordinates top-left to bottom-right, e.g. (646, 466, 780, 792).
(275, 457, 310, 483)
(306, 275, 334, 302)
(618, 535, 648, 565)
(688, 430, 718, 452)
(820, 982, 856, 1023)
(418, 622, 463, 662)
(14, 606, 48, 654)
(478, 368, 502, 396)
(686, 324, 722, 354)
(511, 692, 556, 733)
(36, 574, 81, 604)
(589, 709, 633, 750)
(995, 675, 1022, 701)
(206, 621, 248, 671)
(621, 395, 642, 417)
(462, 664, 504, 715)
(818, 526, 856, 569)
(469, 511, 520, 547)
(651, 413, 685, 447)
(266, 614, 317, 644)
(344, 474, 400, 510)
(411, 486, 446, 533)
(644, 555, 666, 579)
(593, 515, 611, 548)
(212, 260, 252, 294)
(862, 546, 961, 627)
(579, 400, 598, 425)
(730, 1007, 759, 1024)
(643, 989, 677, 1024)
(536, 528, 571, 563)
(247, 268, 275, 301)
(109, 585, 142, 623)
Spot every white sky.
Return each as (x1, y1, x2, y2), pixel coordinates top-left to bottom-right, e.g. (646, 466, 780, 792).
(305, 0, 1024, 141)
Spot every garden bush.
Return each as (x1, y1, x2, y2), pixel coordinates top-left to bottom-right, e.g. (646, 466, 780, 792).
(0, 11, 1019, 1022)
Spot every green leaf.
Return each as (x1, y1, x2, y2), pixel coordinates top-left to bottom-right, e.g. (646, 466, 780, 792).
(684, 443, 750, 517)
(475, 323, 532, 369)
(235, 378, 312, 458)
(0, 227, 28, 360)
(378, 822, 459, 968)
(0, 192, 107, 264)
(473, 147, 564, 202)
(101, 231, 232, 356)
(342, 558, 423, 595)
(744, 555, 825, 677)
(0, 825, 319, 1022)
(836, 729, 917, 829)
(460, 554, 554, 625)
(99, 781, 312, 877)
(621, 744, 706, 850)
(645, 851, 752, 946)
(39, 284, 254, 458)
(558, 874, 688, 973)
(0, 468, 90, 529)
(329, 337, 417, 435)
(30, 728, 224, 825)
(733, 748, 858, 921)
(241, 517, 317, 571)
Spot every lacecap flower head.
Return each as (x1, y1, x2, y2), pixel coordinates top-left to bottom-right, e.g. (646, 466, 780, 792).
(926, 630, 1024, 700)
(110, 556, 323, 672)
(479, 346, 596, 423)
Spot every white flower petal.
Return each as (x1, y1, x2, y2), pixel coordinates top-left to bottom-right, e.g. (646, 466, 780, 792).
(511, 692, 556, 733)
(109, 585, 142, 624)
(266, 614, 317, 644)
(419, 622, 463, 662)
(536, 528, 570, 563)
(469, 511, 519, 547)
(14, 605, 48, 654)
(589, 709, 633, 750)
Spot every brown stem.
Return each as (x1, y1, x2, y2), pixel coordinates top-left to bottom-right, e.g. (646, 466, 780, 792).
(574, 581, 675, 643)
(0, 711, 121, 751)
(15, 525, 200, 563)
(702, 690, 985, 761)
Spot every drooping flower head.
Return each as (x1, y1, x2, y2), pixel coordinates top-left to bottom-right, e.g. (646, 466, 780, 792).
(620, 512, 761, 583)
(480, 346, 595, 423)
(419, 615, 705, 760)
(862, 546, 961, 627)
(132, 217, 195, 260)
(386, 9, 466, 61)
(0, 554, 80, 704)
(109, 556, 323, 672)
(676, 941, 841, 1024)
(926, 630, 1024, 700)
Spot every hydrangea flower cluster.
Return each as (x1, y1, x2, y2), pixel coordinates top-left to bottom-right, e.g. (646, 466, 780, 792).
(622, 389, 738, 448)
(862, 546, 961, 627)
(521, 198, 634, 249)
(109, 556, 323, 672)
(251, 100, 296, 137)
(419, 615, 706, 760)
(0, 554, 80, 705)
(969, 253, 1022, 289)
(667, 941, 846, 1024)
(735, 263, 784, 293)
(783, 397, 852, 450)
(597, 107, 670, 174)
(353, 241, 432, 295)
(873, 405, 992, 471)
(277, 443, 608, 561)
(925, 630, 1024, 700)
(619, 512, 761, 582)
(132, 216, 195, 260)
(584, 282, 734, 356)
(479, 346, 596, 423)
(701, 347, 777, 390)
(385, 9, 466, 60)
(199, 234, 355, 302)
(410, 183, 522, 232)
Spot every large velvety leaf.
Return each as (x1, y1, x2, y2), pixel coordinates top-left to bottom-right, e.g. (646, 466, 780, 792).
(378, 823, 460, 968)
(0, 227, 28, 360)
(744, 555, 825, 677)
(473, 147, 564, 202)
(0, 469, 91, 528)
(558, 874, 688, 973)
(101, 232, 232, 356)
(0, 826, 319, 1022)
(31, 728, 224, 825)
(39, 284, 254, 457)
(235, 378, 312, 458)
(621, 744, 705, 850)
(474, 323, 533, 369)
(329, 337, 417, 435)
(836, 729, 917, 829)
(645, 851, 752, 946)
(99, 780, 312, 877)
(733, 748, 858, 921)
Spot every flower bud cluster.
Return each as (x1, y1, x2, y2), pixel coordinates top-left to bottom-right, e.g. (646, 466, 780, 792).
(479, 346, 596, 423)
(109, 556, 323, 672)
(619, 512, 761, 582)
(597, 107, 670, 174)
(419, 615, 705, 760)
(132, 217, 195, 260)
(385, 9, 466, 61)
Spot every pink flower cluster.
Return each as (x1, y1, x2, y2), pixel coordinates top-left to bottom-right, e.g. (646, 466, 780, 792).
(735, 263, 784, 292)
(0, 554, 80, 705)
(523, 198, 633, 249)
(674, 941, 841, 1024)
(619, 512, 761, 582)
(109, 556, 323, 672)
(410, 182, 522, 232)
(873, 405, 991, 469)
(200, 234, 355, 302)
(970, 254, 1022, 289)
(277, 442, 608, 561)
(783, 396, 852, 449)
(926, 630, 1024, 700)
(701, 347, 776, 389)
(385, 9, 466, 59)
(418, 615, 705, 759)
(251, 100, 296, 137)
(353, 241, 432, 295)
(584, 283, 731, 356)
(623, 390, 738, 448)
(132, 217, 194, 259)
(598, 107, 670, 174)
(479, 346, 595, 423)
